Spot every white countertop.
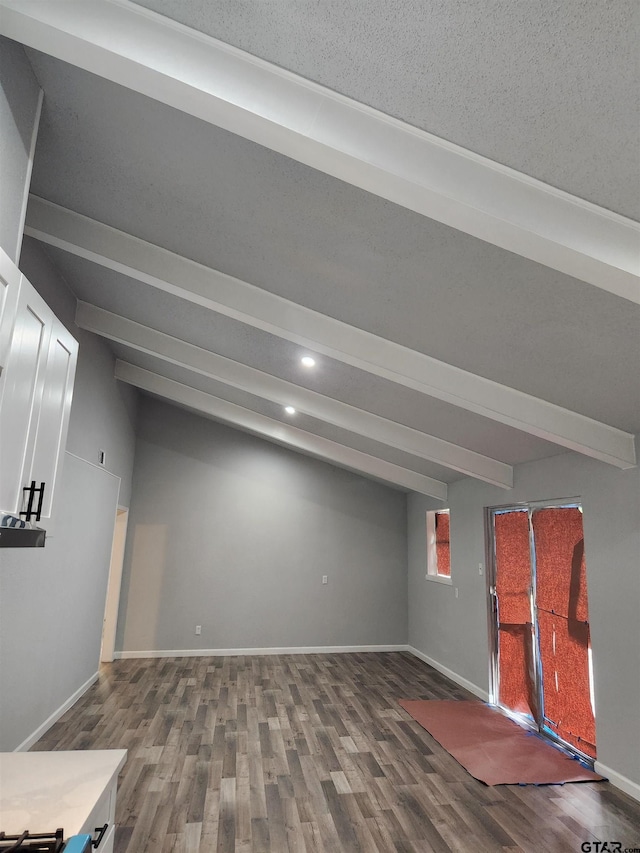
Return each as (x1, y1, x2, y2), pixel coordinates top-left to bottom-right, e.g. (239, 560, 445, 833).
(0, 749, 127, 837)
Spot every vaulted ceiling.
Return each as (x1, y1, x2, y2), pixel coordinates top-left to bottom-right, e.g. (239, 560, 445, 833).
(2, 0, 639, 500)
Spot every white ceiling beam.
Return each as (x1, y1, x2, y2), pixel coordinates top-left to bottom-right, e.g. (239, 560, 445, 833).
(27, 197, 637, 469)
(2, 0, 638, 301)
(114, 361, 449, 500)
(77, 302, 513, 488)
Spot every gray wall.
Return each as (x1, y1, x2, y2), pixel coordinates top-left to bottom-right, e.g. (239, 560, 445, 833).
(0, 38, 139, 749)
(408, 447, 640, 786)
(0, 242, 138, 750)
(117, 397, 408, 653)
(0, 37, 41, 262)
(0, 454, 120, 749)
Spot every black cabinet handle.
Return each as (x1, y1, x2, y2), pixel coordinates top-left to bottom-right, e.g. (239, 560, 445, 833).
(20, 481, 45, 522)
(92, 824, 108, 848)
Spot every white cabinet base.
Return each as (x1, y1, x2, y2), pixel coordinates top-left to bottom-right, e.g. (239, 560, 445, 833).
(0, 749, 127, 845)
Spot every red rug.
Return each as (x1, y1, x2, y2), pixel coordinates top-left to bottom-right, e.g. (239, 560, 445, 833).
(398, 699, 604, 786)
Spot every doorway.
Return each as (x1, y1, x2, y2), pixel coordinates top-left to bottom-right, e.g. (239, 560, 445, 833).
(100, 506, 129, 663)
(486, 500, 596, 762)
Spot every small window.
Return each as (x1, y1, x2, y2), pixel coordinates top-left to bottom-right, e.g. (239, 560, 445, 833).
(426, 509, 451, 582)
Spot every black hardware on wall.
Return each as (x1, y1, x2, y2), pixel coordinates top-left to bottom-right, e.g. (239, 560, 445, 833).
(20, 481, 45, 523)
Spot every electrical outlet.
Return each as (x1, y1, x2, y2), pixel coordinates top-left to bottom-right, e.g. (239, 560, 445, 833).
(195, 625, 201, 635)
(455, 588, 459, 598)
(322, 575, 328, 585)
(478, 563, 483, 575)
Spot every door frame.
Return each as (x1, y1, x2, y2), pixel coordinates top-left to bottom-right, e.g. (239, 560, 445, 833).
(100, 505, 129, 663)
(484, 496, 594, 764)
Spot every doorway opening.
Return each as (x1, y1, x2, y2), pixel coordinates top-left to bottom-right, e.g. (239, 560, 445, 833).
(100, 506, 129, 663)
(486, 499, 596, 763)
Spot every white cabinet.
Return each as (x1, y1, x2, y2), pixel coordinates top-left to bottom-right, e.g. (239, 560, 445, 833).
(0, 248, 21, 373)
(0, 247, 78, 519)
(79, 770, 118, 852)
(26, 314, 77, 519)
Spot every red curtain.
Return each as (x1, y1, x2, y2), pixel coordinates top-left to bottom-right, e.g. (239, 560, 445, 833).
(495, 510, 531, 623)
(537, 611, 596, 756)
(532, 508, 595, 758)
(533, 507, 589, 622)
(498, 624, 538, 717)
(435, 511, 450, 577)
(494, 511, 534, 717)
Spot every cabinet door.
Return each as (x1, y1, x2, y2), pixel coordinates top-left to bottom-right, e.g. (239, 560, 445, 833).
(0, 248, 22, 384)
(0, 279, 52, 514)
(97, 823, 115, 853)
(27, 316, 78, 518)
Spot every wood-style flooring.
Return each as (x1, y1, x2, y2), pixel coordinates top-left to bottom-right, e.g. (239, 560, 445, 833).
(33, 653, 640, 852)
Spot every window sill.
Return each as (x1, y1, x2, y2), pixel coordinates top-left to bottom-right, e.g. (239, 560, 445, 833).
(424, 573, 453, 586)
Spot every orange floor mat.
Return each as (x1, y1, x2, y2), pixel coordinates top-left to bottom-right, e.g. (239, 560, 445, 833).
(399, 699, 603, 786)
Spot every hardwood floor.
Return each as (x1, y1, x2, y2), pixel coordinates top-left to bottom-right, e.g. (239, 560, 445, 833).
(33, 653, 640, 852)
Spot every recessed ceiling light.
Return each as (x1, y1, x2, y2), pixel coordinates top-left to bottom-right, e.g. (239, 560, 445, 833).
(301, 356, 316, 367)
(284, 405, 296, 415)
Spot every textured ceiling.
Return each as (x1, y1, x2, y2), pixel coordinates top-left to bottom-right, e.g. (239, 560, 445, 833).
(13, 0, 639, 493)
(132, 0, 640, 220)
(27, 54, 640, 431)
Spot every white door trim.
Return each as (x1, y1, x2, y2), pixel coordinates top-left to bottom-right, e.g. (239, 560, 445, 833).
(100, 506, 129, 663)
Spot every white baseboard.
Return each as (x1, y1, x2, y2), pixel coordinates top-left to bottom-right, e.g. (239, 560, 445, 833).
(115, 644, 409, 659)
(14, 671, 99, 752)
(407, 646, 490, 702)
(594, 761, 640, 803)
